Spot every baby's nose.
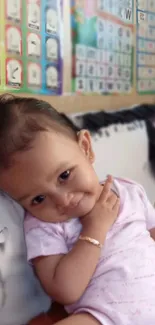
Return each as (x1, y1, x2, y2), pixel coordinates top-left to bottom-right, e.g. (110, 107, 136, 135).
(55, 192, 74, 208)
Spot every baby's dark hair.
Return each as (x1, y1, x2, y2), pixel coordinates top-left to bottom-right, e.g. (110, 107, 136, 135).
(0, 94, 78, 169)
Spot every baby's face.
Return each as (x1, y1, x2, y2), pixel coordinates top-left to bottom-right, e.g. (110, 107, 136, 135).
(0, 130, 101, 223)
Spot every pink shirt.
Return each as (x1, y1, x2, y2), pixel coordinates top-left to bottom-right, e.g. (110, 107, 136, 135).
(24, 178, 155, 325)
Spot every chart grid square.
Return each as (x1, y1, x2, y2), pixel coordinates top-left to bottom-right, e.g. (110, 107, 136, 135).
(136, 0, 155, 94)
(71, 0, 134, 95)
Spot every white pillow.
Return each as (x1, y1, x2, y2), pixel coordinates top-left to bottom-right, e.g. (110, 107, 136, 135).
(91, 122, 155, 204)
(71, 112, 155, 204)
(0, 192, 50, 325)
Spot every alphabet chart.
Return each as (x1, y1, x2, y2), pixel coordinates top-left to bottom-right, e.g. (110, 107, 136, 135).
(0, 0, 63, 95)
(137, 0, 155, 94)
(71, 0, 134, 95)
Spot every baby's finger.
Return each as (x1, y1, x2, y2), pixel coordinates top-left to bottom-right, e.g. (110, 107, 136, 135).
(112, 198, 120, 214)
(106, 192, 118, 207)
(100, 175, 113, 202)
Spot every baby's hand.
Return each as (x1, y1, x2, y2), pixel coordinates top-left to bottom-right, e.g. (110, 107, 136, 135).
(81, 176, 120, 244)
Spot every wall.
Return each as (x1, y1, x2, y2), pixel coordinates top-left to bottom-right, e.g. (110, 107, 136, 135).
(11, 1, 155, 113)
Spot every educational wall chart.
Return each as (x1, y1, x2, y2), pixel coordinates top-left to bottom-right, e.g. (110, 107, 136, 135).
(71, 0, 134, 95)
(0, 0, 63, 95)
(137, 0, 155, 94)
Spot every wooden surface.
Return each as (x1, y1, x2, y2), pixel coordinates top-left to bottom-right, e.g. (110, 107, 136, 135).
(7, 1, 155, 113)
(17, 92, 155, 113)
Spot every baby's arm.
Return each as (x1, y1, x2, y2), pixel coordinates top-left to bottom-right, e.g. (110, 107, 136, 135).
(34, 238, 102, 305)
(149, 228, 155, 240)
(33, 177, 119, 305)
(138, 184, 155, 240)
(144, 194, 155, 240)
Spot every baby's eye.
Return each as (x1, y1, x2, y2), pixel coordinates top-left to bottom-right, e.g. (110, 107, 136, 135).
(59, 170, 70, 181)
(32, 195, 46, 206)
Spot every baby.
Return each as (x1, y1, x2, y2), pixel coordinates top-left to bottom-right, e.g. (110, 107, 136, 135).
(0, 94, 155, 325)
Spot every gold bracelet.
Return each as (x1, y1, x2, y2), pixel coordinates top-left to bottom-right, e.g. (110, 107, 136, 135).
(79, 235, 102, 249)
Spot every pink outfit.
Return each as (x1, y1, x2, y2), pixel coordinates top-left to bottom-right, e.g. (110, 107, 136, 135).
(24, 178, 155, 325)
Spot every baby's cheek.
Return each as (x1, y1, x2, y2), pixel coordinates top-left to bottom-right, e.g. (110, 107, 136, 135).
(86, 172, 99, 189)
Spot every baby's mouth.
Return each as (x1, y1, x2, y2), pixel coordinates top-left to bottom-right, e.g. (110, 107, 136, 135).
(58, 195, 84, 216)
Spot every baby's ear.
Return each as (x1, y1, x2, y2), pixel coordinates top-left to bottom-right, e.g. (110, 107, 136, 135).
(77, 130, 95, 163)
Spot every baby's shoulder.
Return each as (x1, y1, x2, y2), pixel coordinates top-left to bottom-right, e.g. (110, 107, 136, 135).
(114, 177, 144, 193)
(24, 212, 80, 237)
(113, 177, 147, 211)
(24, 213, 40, 233)
(24, 212, 64, 234)
(114, 176, 139, 186)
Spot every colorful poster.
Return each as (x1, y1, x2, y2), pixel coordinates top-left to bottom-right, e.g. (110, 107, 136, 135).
(71, 0, 134, 95)
(137, 0, 155, 94)
(0, 0, 63, 95)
